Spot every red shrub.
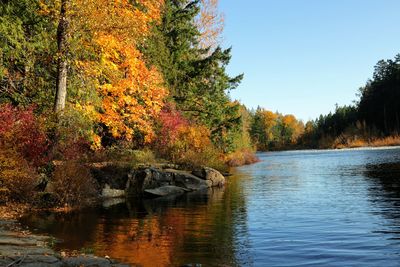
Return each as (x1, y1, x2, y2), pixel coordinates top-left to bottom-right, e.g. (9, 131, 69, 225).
(152, 104, 226, 170)
(58, 138, 91, 161)
(0, 104, 50, 167)
(153, 104, 189, 154)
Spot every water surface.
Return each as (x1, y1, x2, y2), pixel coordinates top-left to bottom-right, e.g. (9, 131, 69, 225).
(21, 147, 400, 266)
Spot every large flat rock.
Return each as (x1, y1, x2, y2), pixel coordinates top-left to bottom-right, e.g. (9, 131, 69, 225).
(144, 185, 189, 197)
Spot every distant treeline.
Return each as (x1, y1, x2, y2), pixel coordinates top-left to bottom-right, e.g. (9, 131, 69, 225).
(247, 108, 304, 151)
(249, 54, 400, 150)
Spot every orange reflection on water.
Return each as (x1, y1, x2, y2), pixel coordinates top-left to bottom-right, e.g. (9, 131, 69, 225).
(91, 217, 180, 266)
(90, 189, 227, 267)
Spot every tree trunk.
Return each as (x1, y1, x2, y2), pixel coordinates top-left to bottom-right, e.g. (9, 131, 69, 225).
(54, 0, 70, 112)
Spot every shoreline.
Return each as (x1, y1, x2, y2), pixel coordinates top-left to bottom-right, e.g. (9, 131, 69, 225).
(0, 204, 129, 266)
(257, 143, 400, 153)
(0, 165, 229, 266)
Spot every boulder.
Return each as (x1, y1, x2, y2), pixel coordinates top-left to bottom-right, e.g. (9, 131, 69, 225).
(144, 186, 189, 197)
(101, 184, 125, 198)
(126, 168, 174, 196)
(63, 255, 112, 267)
(90, 164, 131, 190)
(142, 168, 174, 190)
(104, 166, 226, 198)
(192, 167, 225, 187)
(165, 169, 211, 190)
(102, 198, 125, 208)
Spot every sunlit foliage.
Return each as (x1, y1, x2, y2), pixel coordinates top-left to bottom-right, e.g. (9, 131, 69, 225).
(250, 107, 304, 151)
(196, 0, 224, 50)
(70, 0, 167, 143)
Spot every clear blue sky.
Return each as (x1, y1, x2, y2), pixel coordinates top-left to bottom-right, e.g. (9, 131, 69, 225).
(219, 0, 400, 121)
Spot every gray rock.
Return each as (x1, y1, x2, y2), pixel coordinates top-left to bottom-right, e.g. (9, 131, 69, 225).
(90, 164, 131, 190)
(0, 220, 129, 267)
(62, 255, 112, 267)
(125, 166, 225, 198)
(19, 263, 62, 267)
(192, 167, 225, 187)
(23, 255, 60, 264)
(0, 245, 55, 257)
(205, 167, 225, 186)
(166, 170, 211, 190)
(102, 198, 125, 208)
(0, 236, 39, 246)
(141, 168, 162, 190)
(126, 168, 174, 196)
(144, 185, 188, 197)
(101, 184, 125, 198)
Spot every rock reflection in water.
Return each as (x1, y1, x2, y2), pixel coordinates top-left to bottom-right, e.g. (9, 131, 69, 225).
(20, 178, 249, 267)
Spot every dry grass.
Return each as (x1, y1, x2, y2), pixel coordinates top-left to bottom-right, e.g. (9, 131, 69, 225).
(225, 149, 260, 167)
(370, 135, 400, 147)
(334, 139, 368, 149)
(333, 135, 400, 149)
(51, 161, 99, 207)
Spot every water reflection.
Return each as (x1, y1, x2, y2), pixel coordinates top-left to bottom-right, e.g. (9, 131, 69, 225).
(21, 173, 251, 267)
(235, 149, 400, 266)
(20, 148, 400, 266)
(364, 162, 400, 239)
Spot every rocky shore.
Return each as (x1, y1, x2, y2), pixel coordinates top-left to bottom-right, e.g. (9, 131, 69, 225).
(91, 165, 226, 199)
(0, 219, 129, 267)
(0, 164, 227, 266)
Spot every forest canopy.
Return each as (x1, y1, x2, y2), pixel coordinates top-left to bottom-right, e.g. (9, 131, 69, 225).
(0, 0, 256, 183)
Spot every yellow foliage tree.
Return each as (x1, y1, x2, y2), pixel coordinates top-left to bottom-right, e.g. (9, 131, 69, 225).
(40, 0, 167, 145)
(262, 110, 278, 141)
(281, 114, 304, 143)
(72, 0, 167, 143)
(95, 34, 166, 142)
(196, 0, 224, 50)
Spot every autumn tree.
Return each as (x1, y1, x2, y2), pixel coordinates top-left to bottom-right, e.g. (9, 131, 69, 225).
(249, 107, 305, 150)
(196, 0, 224, 50)
(279, 114, 304, 144)
(250, 108, 278, 150)
(55, 0, 167, 145)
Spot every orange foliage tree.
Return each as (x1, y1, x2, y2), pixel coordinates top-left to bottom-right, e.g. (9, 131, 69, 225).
(37, 0, 167, 146)
(71, 0, 167, 144)
(196, 0, 224, 50)
(281, 114, 305, 143)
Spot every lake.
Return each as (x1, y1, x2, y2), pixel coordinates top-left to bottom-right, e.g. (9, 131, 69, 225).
(21, 147, 400, 266)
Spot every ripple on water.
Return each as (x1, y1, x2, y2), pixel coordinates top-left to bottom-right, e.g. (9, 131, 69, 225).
(18, 147, 400, 267)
